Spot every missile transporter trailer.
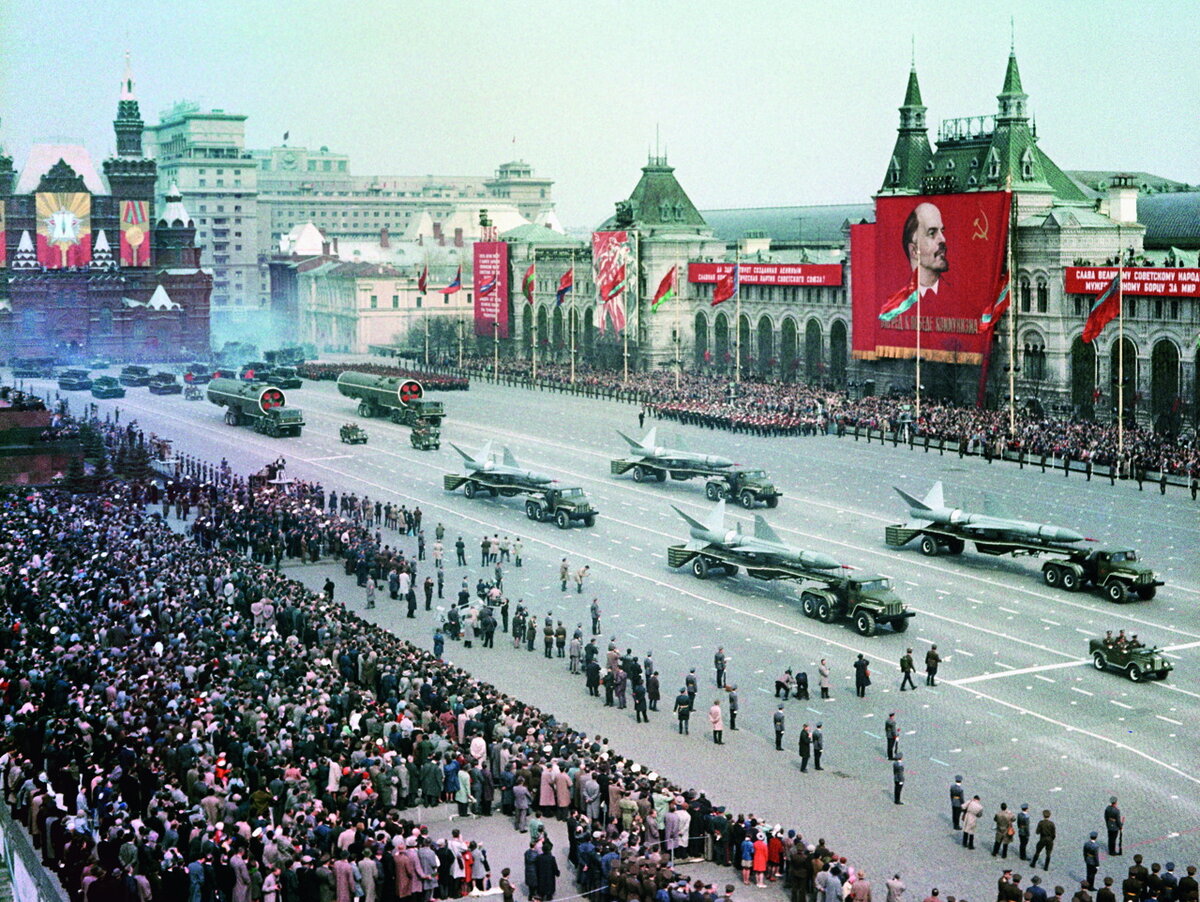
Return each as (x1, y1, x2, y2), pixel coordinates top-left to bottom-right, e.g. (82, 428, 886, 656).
(611, 459, 781, 508)
(443, 474, 598, 528)
(884, 524, 1162, 602)
(668, 544, 913, 636)
(206, 378, 305, 438)
(336, 371, 445, 427)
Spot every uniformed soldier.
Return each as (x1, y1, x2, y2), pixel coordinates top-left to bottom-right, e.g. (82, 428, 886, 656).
(951, 776, 965, 830)
(900, 649, 917, 691)
(798, 724, 812, 772)
(885, 713, 899, 760)
(1082, 832, 1101, 889)
(892, 754, 905, 804)
(674, 689, 692, 734)
(714, 647, 727, 688)
(685, 669, 698, 710)
(560, 559, 570, 592)
(773, 706, 785, 750)
(1016, 804, 1031, 860)
(1103, 796, 1123, 855)
(726, 685, 739, 730)
(1030, 809, 1055, 869)
(812, 723, 824, 770)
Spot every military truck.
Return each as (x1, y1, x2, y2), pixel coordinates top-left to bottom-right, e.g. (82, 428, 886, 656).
(57, 369, 93, 391)
(703, 468, 782, 509)
(118, 365, 152, 387)
(206, 378, 305, 437)
(12, 357, 56, 378)
(91, 376, 126, 399)
(885, 526, 1162, 602)
(340, 423, 368, 444)
(336, 371, 445, 427)
(1088, 637, 1172, 681)
(185, 362, 213, 385)
(270, 366, 303, 389)
(668, 543, 912, 636)
(443, 473, 598, 528)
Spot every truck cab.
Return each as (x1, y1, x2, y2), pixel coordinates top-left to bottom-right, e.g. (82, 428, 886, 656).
(800, 573, 912, 636)
(1043, 547, 1162, 601)
(525, 486, 598, 529)
(705, 468, 781, 509)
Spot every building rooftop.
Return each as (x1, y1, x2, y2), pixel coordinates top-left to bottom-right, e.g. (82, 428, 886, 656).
(700, 203, 872, 244)
(16, 144, 109, 195)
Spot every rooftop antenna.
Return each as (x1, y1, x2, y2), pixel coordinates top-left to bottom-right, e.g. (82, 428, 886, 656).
(910, 35, 915, 68)
(1010, 15, 1015, 52)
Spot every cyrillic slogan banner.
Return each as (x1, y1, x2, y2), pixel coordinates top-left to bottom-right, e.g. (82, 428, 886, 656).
(1065, 267, 1200, 297)
(688, 262, 842, 287)
(473, 241, 510, 338)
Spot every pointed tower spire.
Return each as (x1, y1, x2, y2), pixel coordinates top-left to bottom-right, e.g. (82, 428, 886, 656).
(114, 51, 145, 157)
(882, 57, 931, 194)
(997, 48, 1028, 122)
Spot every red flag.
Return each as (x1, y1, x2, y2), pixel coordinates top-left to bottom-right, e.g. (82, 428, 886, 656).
(711, 264, 740, 306)
(979, 275, 1010, 332)
(878, 267, 920, 322)
(418, 265, 428, 293)
(1082, 273, 1121, 343)
(555, 267, 573, 306)
(522, 263, 535, 304)
(439, 266, 462, 295)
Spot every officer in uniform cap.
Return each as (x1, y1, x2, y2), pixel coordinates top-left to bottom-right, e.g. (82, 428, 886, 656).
(1082, 832, 1100, 890)
(1017, 803, 1031, 859)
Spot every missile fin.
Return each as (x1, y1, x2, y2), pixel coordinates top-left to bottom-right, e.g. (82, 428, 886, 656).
(501, 446, 519, 468)
(893, 485, 930, 512)
(753, 515, 783, 544)
(924, 481, 945, 510)
(672, 505, 707, 532)
(704, 499, 726, 532)
(616, 430, 642, 450)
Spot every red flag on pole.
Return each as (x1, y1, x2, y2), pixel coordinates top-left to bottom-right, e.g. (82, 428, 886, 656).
(522, 263, 535, 304)
(418, 265, 428, 293)
(711, 264, 739, 306)
(1082, 273, 1121, 343)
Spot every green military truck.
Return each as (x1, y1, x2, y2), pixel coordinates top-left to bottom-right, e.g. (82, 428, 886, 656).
(207, 378, 305, 438)
(336, 371, 445, 427)
(668, 544, 913, 636)
(703, 468, 782, 509)
(443, 474, 598, 529)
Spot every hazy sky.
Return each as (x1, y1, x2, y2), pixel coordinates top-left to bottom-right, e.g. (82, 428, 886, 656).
(2, 0, 1197, 227)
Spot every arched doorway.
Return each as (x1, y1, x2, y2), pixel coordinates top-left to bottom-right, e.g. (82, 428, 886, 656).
(805, 318, 823, 383)
(714, 312, 729, 368)
(829, 320, 848, 386)
(1109, 337, 1139, 420)
(738, 314, 751, 373)
(536, 306, 549, 358)
(694, 312, 709, 367)
(780, 317, 798, 382)
(1150, 338, 1180, 432)
(522, 305, 533, 356)
(551, 307, 564, 358)
(1070, 336, 1096, 418)
(582, 307, 595, 363)
(757, 315, 774, 376)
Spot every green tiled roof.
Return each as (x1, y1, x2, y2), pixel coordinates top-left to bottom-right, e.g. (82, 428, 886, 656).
(599, 156, 708, 232)
(500, 223, 580, 246)
(1137, 192, 1200, 248)
(700, 203, 872, 244)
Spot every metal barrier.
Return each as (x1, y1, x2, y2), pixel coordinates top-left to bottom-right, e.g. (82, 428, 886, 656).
(0, 805, 70, 902)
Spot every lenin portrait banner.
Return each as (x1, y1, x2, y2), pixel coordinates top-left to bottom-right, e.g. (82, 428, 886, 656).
(36, 192, 92, 269)
(852, 191, 1010, 365)
(473, 241, 510, 338)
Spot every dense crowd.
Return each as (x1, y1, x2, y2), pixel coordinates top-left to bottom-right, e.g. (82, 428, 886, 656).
(3, 406, 1196, 902)
(297, 363, 469, 392)
(444, 358, 1200, 480)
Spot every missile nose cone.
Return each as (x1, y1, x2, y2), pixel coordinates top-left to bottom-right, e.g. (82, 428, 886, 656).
(1057, 527, 1084, 543)
(808, 552, 841, 570)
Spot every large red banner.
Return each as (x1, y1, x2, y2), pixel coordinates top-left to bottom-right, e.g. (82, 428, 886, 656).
(852, 191, 1010, 365)
(36, 192, 92, 269)
(592, 230, 633, 333)
(119, 200, 151, 267)
(1065, 267, 1200, 297)
(473, 241, 510, 338)
(688, 262, 842, 287)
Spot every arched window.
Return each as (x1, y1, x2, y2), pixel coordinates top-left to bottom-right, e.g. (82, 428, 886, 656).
(1036, 279, 1048, 314)
(1023, 339, 1046, 381)
(1019, 278, 1031, 313)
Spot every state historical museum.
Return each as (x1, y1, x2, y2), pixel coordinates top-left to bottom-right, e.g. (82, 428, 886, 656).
(0, 57, 211, 361)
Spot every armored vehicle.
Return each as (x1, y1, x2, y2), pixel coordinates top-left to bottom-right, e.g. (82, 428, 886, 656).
(340, 423, 369, 444)
(57, 369, 93, 391)
(148, 372, 183, 395)
(118, 365, 152, 387)
(270, 366, 303, 389)
(91, 376, 126, 399)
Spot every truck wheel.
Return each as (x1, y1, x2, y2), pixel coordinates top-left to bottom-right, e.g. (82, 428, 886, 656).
(919, 535, 939, 556)
(945, 537, 964, 555)
(225, 410, 239, 427)
(358, 401, 373, 418)
(739, 490, 756, 510)
(693, 557, 710, 580)
(705, 482, 721, 501)
(632, 465, 646, 483)
(801, 593, 818, 618)
(1043, 565, 1061, 588)
(1093, 652, 1107, 671)
(583, 514, 596, 527)
(555, 510, 570, 530)
(463, 481, 477, 499)
(1136, 586, 1157, 600)
(765, 495, 779, 509)
(1060, 569, 1079, 591)
(892, 617, 909, 633)
(655, 470, 666, 482)
(854, 611, 878, 637)
(723, 564, 738, 576)
(526, 501, 540, 521)
(817, 599, 833, 623)
(1126, 663, 1142, 682)
(1106, 582, 1127, 603)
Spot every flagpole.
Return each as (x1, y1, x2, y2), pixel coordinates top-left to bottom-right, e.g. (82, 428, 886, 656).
(531, 252, 538, 382)
(623, 233, 633, 385)
(675, 255, 682, 391)
(915, 288, 922, 421)
(734, 250, 742, 384)
(493, 321, 499, 382)
(1007, 184, 1016, 434)
(1117, 233, 1125, 459)
(423, 252, 430, 366)
(569, 250, 576, 385)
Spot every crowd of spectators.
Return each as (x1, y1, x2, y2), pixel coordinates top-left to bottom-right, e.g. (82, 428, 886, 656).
(439, 357, 1199, 480)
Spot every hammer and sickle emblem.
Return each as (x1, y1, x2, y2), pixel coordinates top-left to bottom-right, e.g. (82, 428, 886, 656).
(971, 208, 990, 241)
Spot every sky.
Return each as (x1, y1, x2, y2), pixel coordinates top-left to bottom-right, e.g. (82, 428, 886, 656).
(2, 0, 1198, 228)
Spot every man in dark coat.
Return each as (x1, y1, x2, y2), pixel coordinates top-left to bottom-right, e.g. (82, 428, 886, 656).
(536, 841, 561, 901)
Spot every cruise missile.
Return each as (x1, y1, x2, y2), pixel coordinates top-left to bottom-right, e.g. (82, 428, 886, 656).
(894, 481, 1084, 544)
(451, 441, 554, 485)
(673, 500, 841, 570)
(617, 427, 733, 469)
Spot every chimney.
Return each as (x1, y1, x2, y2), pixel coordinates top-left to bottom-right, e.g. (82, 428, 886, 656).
(380, 226, 390, 248)
(454, 228, 464, 248)
(1107, 174, 1139, 224)
(432, 222, 443, 241)
(321, 240, 331, 256)
(332, 237, 339, 255)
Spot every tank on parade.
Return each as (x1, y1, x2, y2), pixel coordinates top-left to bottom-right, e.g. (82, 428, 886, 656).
(206, 378, 305, 438)
(335, 371, 445, 427)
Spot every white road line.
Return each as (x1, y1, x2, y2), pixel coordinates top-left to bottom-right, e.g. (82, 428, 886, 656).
(998, 607, 1020, 614)
(1040, 618, 1061, 626)
(1110, 700, 1133, 709)
(954, 649, 975, 656)
(950, 659, 1088, 685)
(930, 758, 950, 766)
(1070, 687, 1094, 696)
(1034, 675, 1056, 683)
(1157, 715, 1184, 725)
(304, 455, 354, 462)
